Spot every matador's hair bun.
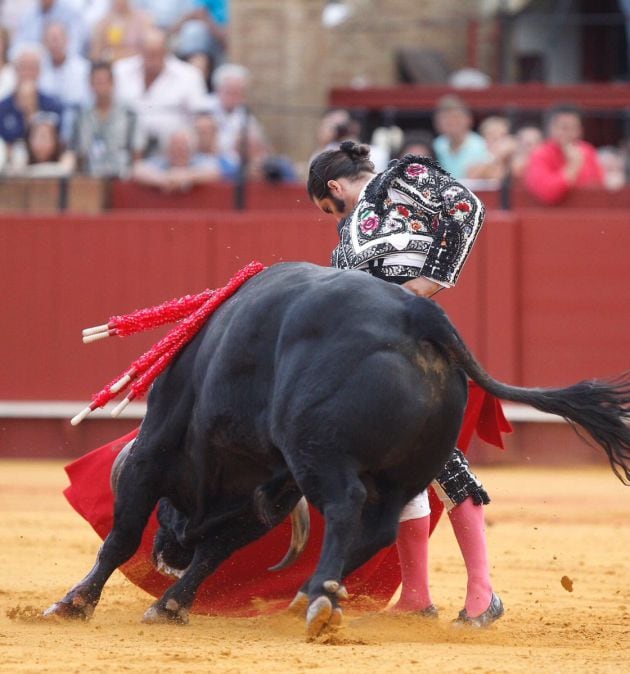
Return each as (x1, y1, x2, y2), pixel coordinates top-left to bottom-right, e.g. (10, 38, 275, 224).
(339, 140, 371, 161)
(307, 140, 375, 200)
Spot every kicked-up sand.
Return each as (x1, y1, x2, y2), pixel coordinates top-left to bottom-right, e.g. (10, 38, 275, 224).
(0, 459, 629, 674)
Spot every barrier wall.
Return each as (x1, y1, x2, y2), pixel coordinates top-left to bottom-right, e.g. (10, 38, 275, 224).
(5, 176, 630, 214)
(1, 208, 629, 459)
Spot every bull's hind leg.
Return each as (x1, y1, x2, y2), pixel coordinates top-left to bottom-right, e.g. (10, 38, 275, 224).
(44, 442, 162, 620)
(289, 492, 405, 625)
(340, 493, 407, 585)
(286, 466, 367, 638)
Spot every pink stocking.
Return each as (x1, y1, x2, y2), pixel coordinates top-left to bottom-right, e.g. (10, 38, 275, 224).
(392, 516, 433, 612)
(448, 496, 493, 617)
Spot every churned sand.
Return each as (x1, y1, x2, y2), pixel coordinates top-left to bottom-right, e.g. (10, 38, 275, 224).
(1, 460, 629, 673)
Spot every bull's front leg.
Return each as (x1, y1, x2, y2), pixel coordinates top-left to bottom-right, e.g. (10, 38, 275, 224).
(142, 542, 223, 625)
(142, 505, 281, 624)
(44, 456, 160, 621)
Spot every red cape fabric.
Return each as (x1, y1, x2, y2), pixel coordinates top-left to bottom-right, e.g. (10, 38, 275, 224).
(64, 381, 511, 616)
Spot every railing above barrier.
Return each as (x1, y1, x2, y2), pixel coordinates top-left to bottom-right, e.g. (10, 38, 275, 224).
(2, 176, 630, 213)
(329, 83, 630, 114)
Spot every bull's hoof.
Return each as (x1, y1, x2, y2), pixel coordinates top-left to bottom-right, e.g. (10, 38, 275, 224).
(306, 596, 342, 639)
(142, 599, 190, 625)
(42, 596, 95, 621)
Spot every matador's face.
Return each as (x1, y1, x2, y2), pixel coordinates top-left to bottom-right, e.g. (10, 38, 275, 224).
(313, 193, 348, 223)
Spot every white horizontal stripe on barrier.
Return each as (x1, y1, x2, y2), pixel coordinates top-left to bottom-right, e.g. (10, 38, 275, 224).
(0, 401, 147, 419)
(0, 401, 564, 423)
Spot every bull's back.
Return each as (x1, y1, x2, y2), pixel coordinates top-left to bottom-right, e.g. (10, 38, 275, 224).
(196, 264, 457, 457)
(198, 262, 415, 378)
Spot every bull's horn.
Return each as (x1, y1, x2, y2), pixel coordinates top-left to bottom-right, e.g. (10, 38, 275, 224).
(110, 440, 134, 496)
(267, 496, 310, 572)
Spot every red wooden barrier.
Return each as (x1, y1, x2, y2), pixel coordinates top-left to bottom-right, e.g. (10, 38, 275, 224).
(0, 210, 334, 402)
(109, 180, 316, 211)
(108, 180, 504, 212)
(510, 184, 630, 209)
(1, 208, 629, 458)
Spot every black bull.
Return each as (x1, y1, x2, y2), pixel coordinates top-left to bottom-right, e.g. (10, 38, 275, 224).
(45, 262, 630, 635)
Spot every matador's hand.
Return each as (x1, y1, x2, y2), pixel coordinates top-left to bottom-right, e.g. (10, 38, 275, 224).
(402, 277, 443, 298)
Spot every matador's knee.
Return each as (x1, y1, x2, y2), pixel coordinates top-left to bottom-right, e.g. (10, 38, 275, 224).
(431, 448, 490, 512)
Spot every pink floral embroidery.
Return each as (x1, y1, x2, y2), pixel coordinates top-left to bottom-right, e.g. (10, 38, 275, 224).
(405, 163, 428, 178)
(360, 214, 380, 234)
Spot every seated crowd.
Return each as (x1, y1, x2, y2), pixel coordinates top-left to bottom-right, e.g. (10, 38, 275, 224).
(0, 0, 298, 189)
(309, 96, 629, 206)
(0, 2, 626, 203)
(398, 95, 625, 204)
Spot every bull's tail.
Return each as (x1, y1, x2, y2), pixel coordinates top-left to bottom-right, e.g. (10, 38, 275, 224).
(412, 299, 630, 485)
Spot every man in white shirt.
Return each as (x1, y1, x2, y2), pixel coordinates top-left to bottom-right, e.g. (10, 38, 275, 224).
(202, 63, 267, 163)
(12, 0, 89, 58)
(40, 22, 91, 108)
(113, 28, 207, 153)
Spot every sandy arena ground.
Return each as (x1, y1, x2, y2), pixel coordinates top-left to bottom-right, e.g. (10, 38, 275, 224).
(1, 459, 629, 674)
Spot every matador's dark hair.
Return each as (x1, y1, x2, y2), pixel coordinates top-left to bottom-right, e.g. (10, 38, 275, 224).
(307, 140, 375, 201)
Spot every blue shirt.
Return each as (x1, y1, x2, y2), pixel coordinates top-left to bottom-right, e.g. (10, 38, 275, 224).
(0, 92, 64, 144)
(194, 0, 229, 24)
(433, 131, 490, 180)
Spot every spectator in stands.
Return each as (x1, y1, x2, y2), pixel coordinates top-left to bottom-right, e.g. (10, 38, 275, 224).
(312, 108, 388, 172)
(0, 45, 64, 148)
(396, 129, 436, 159)
(510, 125, 543, 180)
(113, 28, 207, 155)
(316, 109, 360, 151)
(199, 63, 297, 183)
(40, 22, 91, 109)
(245, 129, 298, 184)
(90, 0, 154, 63)
(193, 111, 237, 178)
(524, 104, 604, 205)
(201, 63, 264, 162)
(597, 146, 626, 191)
(131, 126, 231, 191)
(183, 51, 213, 91)
(133, 0, 195, 30)
(0, 27, 17, 100)
(0, 1, 37, 36)
(74, 61, 142, 177)
(70, 0, 110, 32)
(4, 111, 75, 176)
(432, 94, 490, 180)
(467, 115, 517, 182)
(170, 0, 229, 69)
(12, 0, 89, 58)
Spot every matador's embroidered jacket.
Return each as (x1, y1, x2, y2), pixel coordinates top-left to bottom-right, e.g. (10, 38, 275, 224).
(330, 154, 485, 286)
